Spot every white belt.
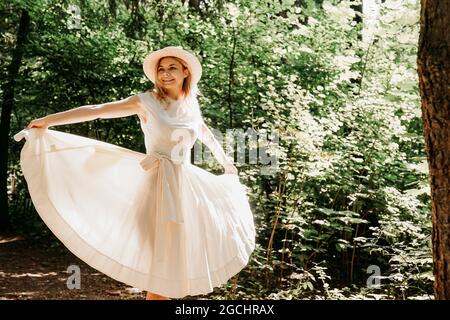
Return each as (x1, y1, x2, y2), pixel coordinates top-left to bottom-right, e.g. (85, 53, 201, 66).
(139, 150, 189, 224)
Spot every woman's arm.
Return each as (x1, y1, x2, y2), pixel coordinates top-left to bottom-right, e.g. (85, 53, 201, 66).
(27, 95, 144, 128)
(198, 120, 238, 175)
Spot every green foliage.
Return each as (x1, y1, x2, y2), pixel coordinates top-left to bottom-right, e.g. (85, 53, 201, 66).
(3, 0, 432, 299)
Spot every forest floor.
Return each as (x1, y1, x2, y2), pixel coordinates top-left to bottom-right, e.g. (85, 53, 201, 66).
(0, 233, 226, 300)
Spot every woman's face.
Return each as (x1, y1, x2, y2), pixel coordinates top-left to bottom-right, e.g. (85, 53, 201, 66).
(156, 57, 188, 90)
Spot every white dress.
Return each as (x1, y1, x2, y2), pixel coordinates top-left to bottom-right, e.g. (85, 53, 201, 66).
(13, 92, 256, 298)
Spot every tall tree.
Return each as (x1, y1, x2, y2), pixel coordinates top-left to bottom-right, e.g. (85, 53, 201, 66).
(417, 0, 450, 299)
(0, 9, 31, 232)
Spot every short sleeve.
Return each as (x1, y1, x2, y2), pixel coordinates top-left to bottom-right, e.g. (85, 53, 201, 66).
(136, 92, 157, 122)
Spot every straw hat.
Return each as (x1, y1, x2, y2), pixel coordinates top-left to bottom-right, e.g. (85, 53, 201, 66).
(143, 46, 202, 87)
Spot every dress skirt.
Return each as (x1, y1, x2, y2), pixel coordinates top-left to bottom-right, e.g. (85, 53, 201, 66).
(13, 128, 256, 298)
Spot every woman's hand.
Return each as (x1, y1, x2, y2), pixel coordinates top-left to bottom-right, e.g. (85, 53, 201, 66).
(224, 163, 238, 175)
(26, 117, 50, 129)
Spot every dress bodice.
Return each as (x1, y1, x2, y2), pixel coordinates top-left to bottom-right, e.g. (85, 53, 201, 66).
(136, 92, 203, 163)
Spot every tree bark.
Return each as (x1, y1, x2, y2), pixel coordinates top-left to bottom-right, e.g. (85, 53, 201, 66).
(0, 9, 31, 231)
(417, 0, 450, 300)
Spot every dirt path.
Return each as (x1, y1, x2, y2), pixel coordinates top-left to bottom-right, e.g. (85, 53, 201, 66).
(0, 233, 215, 300)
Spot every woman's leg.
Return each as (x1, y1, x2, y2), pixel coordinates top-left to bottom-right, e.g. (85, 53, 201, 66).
(146, 291, 170, 300)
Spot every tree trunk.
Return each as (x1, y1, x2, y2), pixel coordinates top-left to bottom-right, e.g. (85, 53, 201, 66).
(0, 9, 30, 232)
(417, 0, 450, 300)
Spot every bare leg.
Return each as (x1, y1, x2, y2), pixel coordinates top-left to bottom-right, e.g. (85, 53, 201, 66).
(146, 291, 170, 300)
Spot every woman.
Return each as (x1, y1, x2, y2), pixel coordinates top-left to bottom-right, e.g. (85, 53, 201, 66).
(14, 46, 256, 300)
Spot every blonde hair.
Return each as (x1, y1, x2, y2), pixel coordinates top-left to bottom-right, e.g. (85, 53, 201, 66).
(146, 56, 202, 109)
